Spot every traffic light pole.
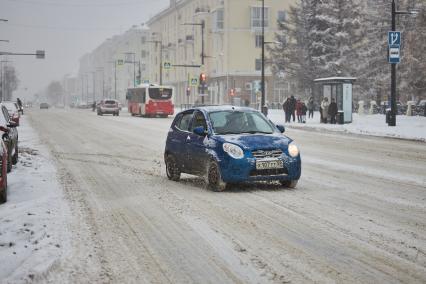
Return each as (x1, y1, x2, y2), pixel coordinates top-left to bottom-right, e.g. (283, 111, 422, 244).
(389, 0, 397, 126)
(261, 0, 266, 115)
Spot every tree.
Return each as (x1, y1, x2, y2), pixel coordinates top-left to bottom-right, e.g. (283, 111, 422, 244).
(1, 65, 19, 101)
(47, 81, 64, 106)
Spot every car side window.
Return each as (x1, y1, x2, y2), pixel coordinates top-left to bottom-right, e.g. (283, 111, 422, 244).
(190, 111, 207, 132)
(175, 112, 193, 132)
(0, 107, 9, 126)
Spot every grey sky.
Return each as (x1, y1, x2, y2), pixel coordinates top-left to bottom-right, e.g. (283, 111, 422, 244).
(0, 0, 168, 99)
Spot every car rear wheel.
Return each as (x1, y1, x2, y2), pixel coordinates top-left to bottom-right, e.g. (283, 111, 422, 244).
(165, 154, 181, 181)
(207, 160, 227, 192)
(6, 152, 12, 173)
(280, 180, 298, 188)
(12, 143, 18, 165)
(0, 178, 6, 204)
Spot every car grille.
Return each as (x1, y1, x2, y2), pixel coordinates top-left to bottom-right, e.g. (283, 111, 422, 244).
(250, 167, 288, 177)
(252, 149, 283, 159)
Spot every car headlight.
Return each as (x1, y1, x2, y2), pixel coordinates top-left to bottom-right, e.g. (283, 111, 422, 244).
(288, 143, 299, 157)
(223, 143, 244, 159)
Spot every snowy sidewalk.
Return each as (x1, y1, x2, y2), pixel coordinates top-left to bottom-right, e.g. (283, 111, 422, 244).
(267, 109, 426, 142)
(0, 116, 71, 283)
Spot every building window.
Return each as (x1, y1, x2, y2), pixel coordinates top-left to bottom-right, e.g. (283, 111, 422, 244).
(255, 35, 263, 48)
(251, 7, 269, 29)
(277, 11, 286, 22)
(141, 36, 146, 44)
(213, 8, 224, 31)
(255, 59, 262, 71)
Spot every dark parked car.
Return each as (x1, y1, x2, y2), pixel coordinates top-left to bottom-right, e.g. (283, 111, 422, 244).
(0, 105, 18, 173)
(97, 99, 120, 116)
(0, 138, 8, 204)
(40, 103, 49, 109)
(164, 106, 301, 191)
(2, 101, 21, 126)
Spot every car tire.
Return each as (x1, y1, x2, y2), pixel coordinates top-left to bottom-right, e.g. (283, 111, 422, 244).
(207, 160, 227, 192)
(165, 154, 181, 181)
(0, 175, 6, 204)
(6, 151, 12, 173)
(116, 112, 119, 116)
(280, 180, 298, 188)
(12, 143, 18, 165)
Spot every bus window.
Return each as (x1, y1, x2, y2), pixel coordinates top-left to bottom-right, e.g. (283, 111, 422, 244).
(149, 88, 172, 100)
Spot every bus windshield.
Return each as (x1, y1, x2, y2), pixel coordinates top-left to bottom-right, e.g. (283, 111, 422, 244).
(149, 88, 172, 100)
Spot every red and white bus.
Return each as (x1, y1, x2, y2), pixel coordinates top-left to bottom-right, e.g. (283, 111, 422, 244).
(126, 84, 174, 117)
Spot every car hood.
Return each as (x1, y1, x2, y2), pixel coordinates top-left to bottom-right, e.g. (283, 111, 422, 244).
(213, 133, 292, 151)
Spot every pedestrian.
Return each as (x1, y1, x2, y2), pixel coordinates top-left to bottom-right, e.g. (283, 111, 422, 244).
(282, 98, 290, 123)
(307, 97, 314, 119)
(296, 99, 303, 123)
(16, 97, 23, 114)
(321, 97, 329, 124)
(289, 95, 296, 122)
(302, 102, 308, 123)
(328, 98, 338, 124)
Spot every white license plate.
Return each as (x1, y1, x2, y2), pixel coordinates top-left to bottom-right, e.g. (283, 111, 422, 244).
(256, 159, 284, 170)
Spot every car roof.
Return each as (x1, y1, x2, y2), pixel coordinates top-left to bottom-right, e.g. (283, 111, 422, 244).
(183, 105, 259, 114)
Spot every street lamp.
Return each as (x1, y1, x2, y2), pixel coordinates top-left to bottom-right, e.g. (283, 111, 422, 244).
(389, 0, 418, 126)
(147, 33, 163, 85)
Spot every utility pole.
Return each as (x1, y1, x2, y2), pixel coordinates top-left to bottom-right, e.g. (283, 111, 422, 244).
(261, 0, 266, 115)
(388, 0, 418, 126)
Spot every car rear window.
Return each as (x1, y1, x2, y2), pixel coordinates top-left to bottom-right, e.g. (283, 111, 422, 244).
(105, 100, 117, 105)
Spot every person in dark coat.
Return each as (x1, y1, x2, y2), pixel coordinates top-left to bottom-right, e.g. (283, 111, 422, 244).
(282, 98, 291, 123)
(296, 99, 303, 123)
(302, 102, 308, 123)
(328, 98, 338, 124)
(307, 97, 314, 119)
(289, 95, 296, 122)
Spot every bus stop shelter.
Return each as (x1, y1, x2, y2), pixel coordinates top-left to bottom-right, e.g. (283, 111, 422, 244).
(314, 77, 356, 124)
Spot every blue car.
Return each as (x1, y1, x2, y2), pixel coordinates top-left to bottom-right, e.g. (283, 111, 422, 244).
(164, 106, 301, 191)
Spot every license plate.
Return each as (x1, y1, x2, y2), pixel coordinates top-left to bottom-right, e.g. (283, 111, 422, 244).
(256, 159, 284, 170)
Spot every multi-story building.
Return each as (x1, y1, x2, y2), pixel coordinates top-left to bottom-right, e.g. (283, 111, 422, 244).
(78, 26, 151, 104)
(146, 0, 295, 107)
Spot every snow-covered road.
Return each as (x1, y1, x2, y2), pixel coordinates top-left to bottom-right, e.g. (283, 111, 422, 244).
(2, 108, 426, 283)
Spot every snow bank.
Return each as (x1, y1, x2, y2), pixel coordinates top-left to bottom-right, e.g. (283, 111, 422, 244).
(0, 117, 71, 283)
(267, 109, 426, 142)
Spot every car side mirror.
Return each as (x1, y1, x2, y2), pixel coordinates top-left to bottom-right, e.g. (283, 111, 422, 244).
(193, 126, 207, 136)
(276, 124, 285, 133)
(8, 121, 17, 128)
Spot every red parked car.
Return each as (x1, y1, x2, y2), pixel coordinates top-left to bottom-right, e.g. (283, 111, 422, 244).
(0, 139, 8, 203)
(2, 101, 20, 126)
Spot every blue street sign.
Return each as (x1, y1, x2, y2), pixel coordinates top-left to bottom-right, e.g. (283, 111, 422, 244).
(388, 31, 401, 46)
(388, 44, 400, 64)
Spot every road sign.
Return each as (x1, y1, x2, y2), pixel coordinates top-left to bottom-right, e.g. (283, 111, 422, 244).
(163, 62, 172, 69)
(388, 31, 401, 46)
(117, 59, 124, 65)
(389, 45, 400, 63)
(36, 50, 45, 59)
(190, 77, 198, 86)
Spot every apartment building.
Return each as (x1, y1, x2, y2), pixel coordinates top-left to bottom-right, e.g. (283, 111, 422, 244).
(146, 0, 295, 107)
(78, 26, 150, 104)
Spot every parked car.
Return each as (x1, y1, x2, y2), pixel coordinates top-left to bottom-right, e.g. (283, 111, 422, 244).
(97, 99, 120, 116)
(0, 105, 18, 173)
(2, 101, 20, 126)
(0, 138, 8, 204)
(164, 106, 302, 191)
(40, 102, 49, 109)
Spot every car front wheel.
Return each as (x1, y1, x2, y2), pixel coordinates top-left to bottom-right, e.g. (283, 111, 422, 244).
(165, 154, 181, 181)
(280, 180, 298, 188)
(207, 160, 227, 192)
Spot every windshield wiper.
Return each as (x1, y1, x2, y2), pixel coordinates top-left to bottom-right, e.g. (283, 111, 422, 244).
(241, 131, 273, 134)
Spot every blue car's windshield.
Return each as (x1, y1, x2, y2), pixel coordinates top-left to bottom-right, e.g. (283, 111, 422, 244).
(209, 110, 275, 135)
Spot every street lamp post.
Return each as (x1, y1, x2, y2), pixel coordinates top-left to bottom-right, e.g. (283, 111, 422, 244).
(261, 0, 266, 115)
(148, 37, 163, 85)
(97, 67, 105, 99)
(182, 21, 206, 103)
(389, 0, 418, 126)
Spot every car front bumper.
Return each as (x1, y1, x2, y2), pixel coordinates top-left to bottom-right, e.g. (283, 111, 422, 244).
(218, 155, 301, 183)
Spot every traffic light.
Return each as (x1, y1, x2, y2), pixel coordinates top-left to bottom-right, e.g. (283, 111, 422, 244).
(186, 87, 191, 96)
(229, 88, 235, 96)
(200, 73, 206, 82)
